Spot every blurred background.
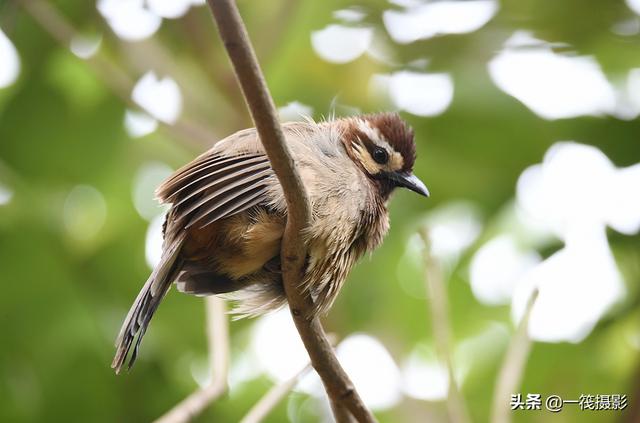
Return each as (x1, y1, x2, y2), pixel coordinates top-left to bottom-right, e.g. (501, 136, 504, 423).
(1, 0, 639, 422)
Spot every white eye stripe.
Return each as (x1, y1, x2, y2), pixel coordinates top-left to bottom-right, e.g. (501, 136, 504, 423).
(355, 119, 394, 153)
(351, 134, 404, 172)
(351, 140, 364, 154)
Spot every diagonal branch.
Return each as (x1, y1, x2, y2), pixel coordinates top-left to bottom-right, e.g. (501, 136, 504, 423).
(240, 363, 312, 423)
(490, 289, 539, 423)
(205, 1, 375, 422)
(420, 229, 470, 423)
(240, 334, 339, 423)
(155, 297, 230, 423)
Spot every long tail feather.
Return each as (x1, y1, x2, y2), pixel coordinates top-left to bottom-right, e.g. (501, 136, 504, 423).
(111, 233, 185, 374)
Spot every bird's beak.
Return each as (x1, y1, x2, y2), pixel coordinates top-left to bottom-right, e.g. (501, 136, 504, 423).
(388, 172, 430, 197)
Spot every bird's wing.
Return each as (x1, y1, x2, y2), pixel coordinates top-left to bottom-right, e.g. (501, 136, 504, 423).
(157, 146, 276, 230)
(156, 121, 318, 230)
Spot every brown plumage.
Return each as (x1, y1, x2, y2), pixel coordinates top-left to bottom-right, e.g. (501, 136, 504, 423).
(112, 112, 429, 373)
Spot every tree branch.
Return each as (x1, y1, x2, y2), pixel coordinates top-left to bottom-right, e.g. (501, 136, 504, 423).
(155, 297, 230, 423)
(420, 229, 470, 423)
(240, 334, 339, 423)
(490, 289, 539, 423)
(240, 363, 312, 423)
(205, 1, 375, 422)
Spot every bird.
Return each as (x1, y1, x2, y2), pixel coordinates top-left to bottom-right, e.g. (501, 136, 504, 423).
(112, 112, 429, 373)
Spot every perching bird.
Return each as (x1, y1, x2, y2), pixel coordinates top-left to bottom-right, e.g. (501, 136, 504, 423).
(112, 112, 429, 373)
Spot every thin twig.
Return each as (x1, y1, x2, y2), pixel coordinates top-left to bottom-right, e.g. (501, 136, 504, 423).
(17, 0, 216, 149)
(420, 229, 470, 423)
(240, 334, 340, 423)
(490, 289, 539, 423)
(155, 297, 229, 423)
(240, 363, 312, 423)
(205, 1, 375, 422)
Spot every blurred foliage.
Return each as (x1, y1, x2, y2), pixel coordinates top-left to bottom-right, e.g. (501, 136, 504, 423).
(0, 0, 639, 422)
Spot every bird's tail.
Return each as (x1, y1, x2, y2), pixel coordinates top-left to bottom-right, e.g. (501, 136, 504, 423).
(111, 234, 185, 374)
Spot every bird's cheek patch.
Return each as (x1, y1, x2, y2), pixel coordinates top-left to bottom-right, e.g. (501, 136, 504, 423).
(352, 142, 379, 174)
(359, 152, 382, 175)
(389, 151, 404, 171)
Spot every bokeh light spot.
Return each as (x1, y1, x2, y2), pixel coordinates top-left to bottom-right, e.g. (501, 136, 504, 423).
(0, 183, 14, 206)
(278, 101, 313, 122)
(401, 347, 449, 401)
(145, 213, 165, 269)
(132, 161, 173, 221)
(250, 309, 309, 383)
(422, 201, 482, 264)
(132, 71, 183, 124)
(470, 235, 540, 306)
(124, 109, 158, 138)
(63, 185, 107, 242)
(70, 34, 102, 59)
(311, 24, 373, 64)
(336, 334, 402, 411)
(388, 71, 454, 116)
(489, 32, 617, 119)
(383, 0, 498, 44)
(0, 28, 21, 89)
(97, 0, 162, 41)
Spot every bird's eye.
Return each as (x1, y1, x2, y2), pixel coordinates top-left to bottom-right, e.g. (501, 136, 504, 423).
(372, 147, 388, 164)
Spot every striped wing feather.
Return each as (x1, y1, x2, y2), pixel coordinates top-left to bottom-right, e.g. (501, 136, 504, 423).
(157, 152, 274, 229)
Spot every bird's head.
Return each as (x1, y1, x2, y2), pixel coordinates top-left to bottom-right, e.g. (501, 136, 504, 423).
(342, 112, 429, 200)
